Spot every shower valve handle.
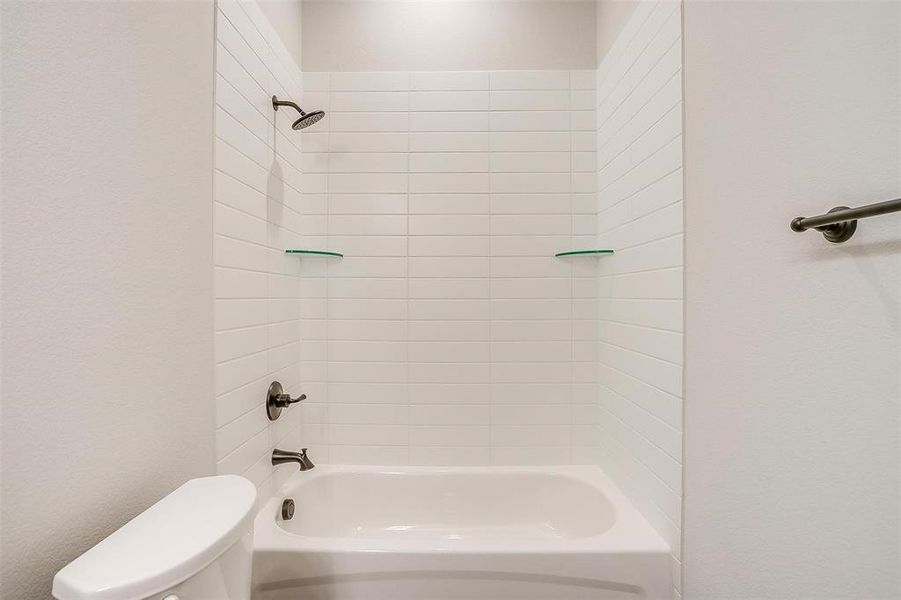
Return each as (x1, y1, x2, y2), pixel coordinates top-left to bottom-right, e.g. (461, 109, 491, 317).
(266, 381, 306, 421)
(273, 392, 306, 407)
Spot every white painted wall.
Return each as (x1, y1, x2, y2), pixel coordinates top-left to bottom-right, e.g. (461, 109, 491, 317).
(0, 1, 215, 598)
(596, 0, 638, 66)
(594, 2, 683, 596)
(297, 70, 599, 465)
(213, 0, 308, 500)
(301, 1, 597, 72)
(683, 1, 900, 598)
(257, 0, 304, 69)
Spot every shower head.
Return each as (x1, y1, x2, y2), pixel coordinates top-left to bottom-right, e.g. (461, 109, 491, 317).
(292, 110, 325, 130)
(271, 95, 326, 131)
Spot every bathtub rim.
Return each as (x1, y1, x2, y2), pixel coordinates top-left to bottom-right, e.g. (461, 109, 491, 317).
(253, 465, 670, 556)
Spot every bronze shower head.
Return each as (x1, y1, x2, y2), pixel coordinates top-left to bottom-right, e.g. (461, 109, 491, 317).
(272, 95, 326, 130)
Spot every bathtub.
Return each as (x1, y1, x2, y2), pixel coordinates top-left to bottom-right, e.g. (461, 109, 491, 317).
(252, 465, 671, 600)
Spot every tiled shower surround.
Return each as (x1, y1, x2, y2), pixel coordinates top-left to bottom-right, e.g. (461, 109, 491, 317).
(596, 2, 684, 595)
(297, 70, 601, 466)
(213, 0, 306, 499)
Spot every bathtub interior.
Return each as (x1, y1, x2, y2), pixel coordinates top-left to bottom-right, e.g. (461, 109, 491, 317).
(277, 469, 617, 541)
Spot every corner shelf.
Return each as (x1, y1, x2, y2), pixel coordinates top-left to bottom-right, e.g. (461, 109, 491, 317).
(554, 249, 614, 258)
(285, 249, 344, 258)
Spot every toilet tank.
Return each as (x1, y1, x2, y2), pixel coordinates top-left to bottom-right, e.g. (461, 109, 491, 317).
(53, 475, 257, 600)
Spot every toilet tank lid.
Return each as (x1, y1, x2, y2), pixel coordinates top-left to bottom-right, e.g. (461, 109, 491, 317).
(52, 475, 257, 600)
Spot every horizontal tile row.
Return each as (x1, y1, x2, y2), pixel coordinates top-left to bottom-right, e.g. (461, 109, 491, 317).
(302, 152, 596, 173)
(300, 444, 602, 467)
(300, 173, 596, 195)
(302, 131, 597, 153)
(304, 70, 597, 92)
(305, 90, 597, 112)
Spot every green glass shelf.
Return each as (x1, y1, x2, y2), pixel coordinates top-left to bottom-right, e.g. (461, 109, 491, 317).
(554, 249, 614, 257)
(285, 250, 344, 258)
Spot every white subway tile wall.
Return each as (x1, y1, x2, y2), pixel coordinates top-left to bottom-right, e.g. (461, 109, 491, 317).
(595, 2, 684, 597)
(298, 69, 599, 466)
(213, 0, 306, 501)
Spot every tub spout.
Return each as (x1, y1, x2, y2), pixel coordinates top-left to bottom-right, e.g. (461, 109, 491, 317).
(272, 448, 315, 471)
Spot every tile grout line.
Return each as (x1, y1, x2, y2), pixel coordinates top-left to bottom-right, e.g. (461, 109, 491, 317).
(405, 74, 412, 465)
(487, 70, 494, 465)
(323, 73, 332, 462)
(568, 71, 576, 465)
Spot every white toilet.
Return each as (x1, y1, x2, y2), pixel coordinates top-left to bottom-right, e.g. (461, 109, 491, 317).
(53, 475, 256, 600)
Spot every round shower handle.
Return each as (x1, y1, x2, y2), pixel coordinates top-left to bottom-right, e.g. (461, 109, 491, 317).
(266, 380, 306, 421)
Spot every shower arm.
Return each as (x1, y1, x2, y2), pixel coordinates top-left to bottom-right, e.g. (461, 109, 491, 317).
(272, 96, 306, 115)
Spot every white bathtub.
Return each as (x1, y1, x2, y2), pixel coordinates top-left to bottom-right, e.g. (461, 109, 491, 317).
(252, 465, 671, 600)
